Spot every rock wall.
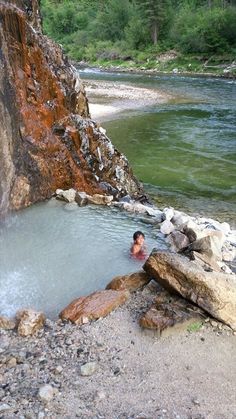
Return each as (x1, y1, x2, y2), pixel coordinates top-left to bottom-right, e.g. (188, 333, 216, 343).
(0, 0, 142, 213)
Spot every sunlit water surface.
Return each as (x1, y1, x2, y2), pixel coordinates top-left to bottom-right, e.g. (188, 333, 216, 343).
(0, 200, 164, 318)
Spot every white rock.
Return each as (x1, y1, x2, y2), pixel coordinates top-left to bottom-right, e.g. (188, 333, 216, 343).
(80, 362, 98, 376)
(0, 404, 12, 414)
(99, 126, 106, 135)
(220, 222, 231, 235)
(163, 207, 174, 221)
(38, 384, 54, 403)
(160, 220, 175, 235)
(171, 212, 190, 227)
(56, 188, 76, 203)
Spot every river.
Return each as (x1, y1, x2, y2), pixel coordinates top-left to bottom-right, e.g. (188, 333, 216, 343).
(80, 69, 236, 225)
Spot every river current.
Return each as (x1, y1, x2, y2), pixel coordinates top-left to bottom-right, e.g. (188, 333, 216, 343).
(81, 69, 236, 224)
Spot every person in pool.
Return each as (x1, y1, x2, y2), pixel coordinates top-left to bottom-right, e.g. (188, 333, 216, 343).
(130, 231, 147, 260)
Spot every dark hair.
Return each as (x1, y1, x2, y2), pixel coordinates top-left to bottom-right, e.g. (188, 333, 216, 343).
(133, 231, 145, 241)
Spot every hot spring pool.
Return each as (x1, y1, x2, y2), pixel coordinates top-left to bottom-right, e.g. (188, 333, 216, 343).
(0, 200, 166, 318)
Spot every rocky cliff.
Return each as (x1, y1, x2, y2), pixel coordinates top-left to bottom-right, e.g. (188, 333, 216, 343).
(0, 0, 142, 214)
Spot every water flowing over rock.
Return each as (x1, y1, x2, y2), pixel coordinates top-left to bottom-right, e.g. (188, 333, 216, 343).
(0, 0, 142, 214)
(144, 251, 236, 330)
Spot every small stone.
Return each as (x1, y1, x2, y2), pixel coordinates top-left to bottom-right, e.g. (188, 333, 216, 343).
(210, 320, 218, 328)
(38, 384, 54, 403)
(7, 357, 17, 368)
(80, 362, 98, 376)
(192, 398, 200, 405)
(55, 365, 63, 374)
(17, 309, 46, 337)
(38, 413, 45, 419)
(0, 404, 12, 414)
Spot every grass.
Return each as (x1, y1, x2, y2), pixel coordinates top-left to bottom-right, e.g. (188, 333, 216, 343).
(187, 321, 203, 333)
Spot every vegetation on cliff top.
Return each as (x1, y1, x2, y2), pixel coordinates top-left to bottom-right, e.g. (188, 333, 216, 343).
(41, 0, 236, 75)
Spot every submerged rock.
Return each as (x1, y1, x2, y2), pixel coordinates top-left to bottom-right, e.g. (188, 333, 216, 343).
(16, 309, 46, 336)
(106, 271, 151, 292)
(144, 251, 236, 330)
(60, 290, 129, 324)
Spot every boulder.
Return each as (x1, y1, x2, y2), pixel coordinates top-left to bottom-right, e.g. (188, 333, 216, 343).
(87, 194, 113, 205)
(140, 291, 204, 335)
(190, 251, 221, 272)
(187, 232, 225, 260)
(56, 188, 76, 203)
(163, 207, 174, 221)
(0, 316, 16, 330)
(75, 191, 88, 206)
(167, 231, 190, 252)
(106, 271, 151, 292)
(144, 251, 236, 330)
(160, 220, 175, 235)
(171, 212, 190, 228)
(16, 309, 46, 337)
(60, 290, 129, 324)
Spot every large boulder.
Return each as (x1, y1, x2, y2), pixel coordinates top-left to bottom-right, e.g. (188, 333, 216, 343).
(140, 291, 204, 336)
(60, 290, 129, 324)
(144, 251, 236, 330)
(106, 271, 151, 292)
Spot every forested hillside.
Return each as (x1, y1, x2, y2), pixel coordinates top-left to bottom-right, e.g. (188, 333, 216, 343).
(41, 0, 236, 74)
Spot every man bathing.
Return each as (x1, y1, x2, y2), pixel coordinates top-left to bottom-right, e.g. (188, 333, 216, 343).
(130, 231, 147, 260)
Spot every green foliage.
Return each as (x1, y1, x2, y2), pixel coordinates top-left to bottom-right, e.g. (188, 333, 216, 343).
(187, 321, 203, 333)
(41, 0, 236, 67)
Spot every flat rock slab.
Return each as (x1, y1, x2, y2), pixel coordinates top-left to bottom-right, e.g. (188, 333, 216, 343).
(144, 251, 236, 330)
(106, 271, 151, 292)
(60, 290, 129, 324)
(140, 291, 204, 337)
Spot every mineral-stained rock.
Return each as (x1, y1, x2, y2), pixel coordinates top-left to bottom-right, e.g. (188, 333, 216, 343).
(106, 271, 151, 292)
(16, 309, 46, 336)
(140, 291, 204, 335)
(144, 251, 236, 330)
(60, 290, 129, 324)
(0, 0, 142, 214)
(0, 316, 16, 330)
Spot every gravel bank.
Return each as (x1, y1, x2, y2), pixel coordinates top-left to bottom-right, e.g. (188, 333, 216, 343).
(1, 284, 236, 419)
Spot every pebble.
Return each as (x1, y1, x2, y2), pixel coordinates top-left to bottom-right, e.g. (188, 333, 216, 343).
(0, 403, 12, 413)
(38, 384, 54, 402)
(80, 362, 98, 376)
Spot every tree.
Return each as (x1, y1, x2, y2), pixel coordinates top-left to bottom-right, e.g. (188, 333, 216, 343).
(137, 0, 171, 44)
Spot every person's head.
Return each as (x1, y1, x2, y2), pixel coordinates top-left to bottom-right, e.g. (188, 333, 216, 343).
(133, 231, 145, 245)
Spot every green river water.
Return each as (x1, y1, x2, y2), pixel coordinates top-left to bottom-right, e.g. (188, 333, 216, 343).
(81, 69, 236, 225)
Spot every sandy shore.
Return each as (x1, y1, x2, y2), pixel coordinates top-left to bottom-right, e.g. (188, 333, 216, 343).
(84, 80, 173, 121)
(1, 284, 236, 419)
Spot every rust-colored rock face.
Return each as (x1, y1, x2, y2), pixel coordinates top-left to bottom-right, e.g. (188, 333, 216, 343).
(60, 290, 129, 324)
(106, 271, 151, 292)
(0, 0, 142, 213)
